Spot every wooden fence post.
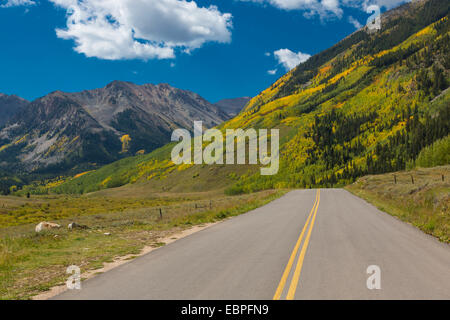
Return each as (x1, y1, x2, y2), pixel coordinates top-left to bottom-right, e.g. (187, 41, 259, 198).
(159, 208, 163, 219)
(411, 175, 414, 184)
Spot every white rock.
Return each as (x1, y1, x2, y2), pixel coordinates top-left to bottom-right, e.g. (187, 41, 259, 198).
(68, 222, 88, 230)
(35, 222, 61, 233)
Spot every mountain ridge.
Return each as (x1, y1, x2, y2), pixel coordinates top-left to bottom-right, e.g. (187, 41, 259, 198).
(0, 81, 229, 174)
(0, 93, 29, 128)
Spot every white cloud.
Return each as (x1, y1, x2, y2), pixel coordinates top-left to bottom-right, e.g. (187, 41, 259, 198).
(360, 0, 410, 10)
(240, 0, 411, 18)
(267, 69, 277, 75)
(321, 0, 342, 16)
(348, 15, 362, 29)
(0, 0, 35, 7)
(274, 48, 311, 71)
(49, 0, 233, 61)
(240, 0, 343, 17)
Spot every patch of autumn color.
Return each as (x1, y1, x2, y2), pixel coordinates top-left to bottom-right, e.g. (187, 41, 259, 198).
(281, 117, 301, 126)
(177, 163, 194, 171)
(121, 134, 131, 153)
(375, 23, 438, 60)
(45, 179, 66, 188)
(45, 136, 69, 157)
(329, 66, 356, 84)
(319, 65, 332, 75)
(146, 172, 157, 180)
(14, 135, 28, 145)
(416, 25, 434, 37)
(0, 135, 28, 152)
(74, 171, 93, 179)
(0, 143, 12, 152)
(136, 149, 145, 155)
(244, 72, 293, 112)
(69, 136, 80, 144)
(101, 177, 112, 187)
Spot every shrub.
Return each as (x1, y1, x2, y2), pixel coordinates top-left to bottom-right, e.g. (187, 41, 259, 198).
(225, 185, 245, 196)
(414, 135, 450, 168)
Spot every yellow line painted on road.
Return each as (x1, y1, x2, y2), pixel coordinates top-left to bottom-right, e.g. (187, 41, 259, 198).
(273, 190, 319, 300)
(286, 189, 321, 300)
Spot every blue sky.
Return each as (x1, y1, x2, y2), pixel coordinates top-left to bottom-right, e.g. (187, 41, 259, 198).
(0, 0, 407, 103)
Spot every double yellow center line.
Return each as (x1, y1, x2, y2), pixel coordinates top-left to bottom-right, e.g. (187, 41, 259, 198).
(273, 189, 321, 300)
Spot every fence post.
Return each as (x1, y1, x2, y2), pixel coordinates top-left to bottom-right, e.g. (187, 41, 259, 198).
(442, 175, 445, 182)
(411, 175, 414, 184)
(159, 208, 163, 220)
(394, 175, 397, 184)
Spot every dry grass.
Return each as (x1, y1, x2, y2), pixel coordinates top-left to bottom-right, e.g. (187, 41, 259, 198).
(0, 188, 286, 300)
(346, 165, 449, 242)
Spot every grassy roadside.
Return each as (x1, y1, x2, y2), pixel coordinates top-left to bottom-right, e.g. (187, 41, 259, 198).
(0, 189, 287, 300)
(346, 166, 449, 243)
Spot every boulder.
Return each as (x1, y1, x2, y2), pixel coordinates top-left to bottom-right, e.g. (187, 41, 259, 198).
(68, 222, 89, 230)
(35, 222, 61, 233)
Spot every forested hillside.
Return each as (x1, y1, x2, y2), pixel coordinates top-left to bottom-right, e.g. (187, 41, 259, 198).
(17, 0, 450, 195)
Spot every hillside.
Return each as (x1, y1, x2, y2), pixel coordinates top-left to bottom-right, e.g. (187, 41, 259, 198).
(0, 81, 228, 175)
(22, 0, 450, 196)
(0, 94, 29, 127)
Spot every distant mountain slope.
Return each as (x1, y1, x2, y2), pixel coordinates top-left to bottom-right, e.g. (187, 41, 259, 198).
(19, 0, 450, 195)
(0, 94, 29, 127)
(0, 81, 228, 173)
(214, 97, 251, 117)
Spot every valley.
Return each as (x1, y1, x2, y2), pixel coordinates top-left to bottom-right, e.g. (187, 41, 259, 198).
(0, 0, 449, 301)
(15, 0, 448, 198)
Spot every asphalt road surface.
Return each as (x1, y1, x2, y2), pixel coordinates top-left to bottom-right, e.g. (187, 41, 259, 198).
(55, 189, 450, 300)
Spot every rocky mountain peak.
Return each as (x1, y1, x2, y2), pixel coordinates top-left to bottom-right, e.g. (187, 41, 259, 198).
(0, 93, 30, 127)
(0, 81, 232, 173)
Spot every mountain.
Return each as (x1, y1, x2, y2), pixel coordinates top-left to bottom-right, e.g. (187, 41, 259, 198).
(17, 0, 450, 195)
(0, 93, 29, 127)
(0, 81, 229, 173)
(214, 97, 252, 117)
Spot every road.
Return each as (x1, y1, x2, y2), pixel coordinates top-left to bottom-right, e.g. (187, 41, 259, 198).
(54, 189, 450, 300)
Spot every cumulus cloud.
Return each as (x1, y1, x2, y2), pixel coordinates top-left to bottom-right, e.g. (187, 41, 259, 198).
(0, 0, 35, 7)
(361, 0, 410, 10)
(49, 0, 233, 61)
(274, 48, 311, 71)
(240, 0, 410, 18)
(267, 69, 277, 75)
(240, 0, 343, 17)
